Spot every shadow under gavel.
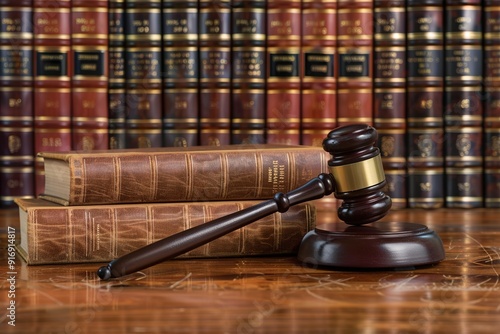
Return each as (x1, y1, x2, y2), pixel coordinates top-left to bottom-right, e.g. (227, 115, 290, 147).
(97, 124, 445, 280)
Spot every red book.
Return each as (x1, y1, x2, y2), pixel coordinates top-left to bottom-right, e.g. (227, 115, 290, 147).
(198, 0, 232, 146)
(266, 0, 302, 144)
(33, 0, 72, 195)
(162, 0, 200, 147)
(124, 0, 163, 148)
(300, 0, 337, 146)
(71, 0, 109, 151)
(336, 0, 373, 126)
(0, 0, 35, 207)
(231, 0, 267, 144)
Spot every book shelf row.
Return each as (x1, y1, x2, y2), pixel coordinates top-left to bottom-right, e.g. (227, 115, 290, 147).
(1, 0, 500, 208)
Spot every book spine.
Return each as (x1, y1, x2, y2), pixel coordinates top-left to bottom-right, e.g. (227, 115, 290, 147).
(300, 0, 337, 147)
(231, 0, 267, 145)
(70, 0, 109, 151)
(0, 0, 35, 207)
(51, 147, 329, 205)
(266, 0, 302, 144)
(19, 200, 316, 264)
(198, 0, 232, 146)
(162, 0, 200, 147)
(443, 0, 483, 208)
(336, 0, 374, 126)
(33, 0, 72, 195)
(484, 0, 500, 207)
(124, 0, 163, 148)
(373, 0, 407, 209)
(108, 0, 127, 149)
(406, 0, 445, 208)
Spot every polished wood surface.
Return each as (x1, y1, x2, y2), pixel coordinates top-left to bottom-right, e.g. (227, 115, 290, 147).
(1, 206, 500, 333)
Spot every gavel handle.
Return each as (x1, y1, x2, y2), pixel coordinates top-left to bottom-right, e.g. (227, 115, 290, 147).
(97, 173, 335, 280)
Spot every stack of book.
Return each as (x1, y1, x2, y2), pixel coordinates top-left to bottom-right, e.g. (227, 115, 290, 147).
(14, 144, 331, 265)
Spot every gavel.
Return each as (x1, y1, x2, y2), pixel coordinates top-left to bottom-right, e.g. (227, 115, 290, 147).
(97, 124, 445, 280)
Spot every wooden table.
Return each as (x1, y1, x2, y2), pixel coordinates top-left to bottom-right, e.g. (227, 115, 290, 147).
(1, 206, 500, 333)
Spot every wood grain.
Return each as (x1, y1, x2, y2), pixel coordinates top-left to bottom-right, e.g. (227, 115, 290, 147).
(1, 207, 500, 333)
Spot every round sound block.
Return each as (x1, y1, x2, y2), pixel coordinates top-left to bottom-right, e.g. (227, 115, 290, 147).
(297, 222, 445, 269)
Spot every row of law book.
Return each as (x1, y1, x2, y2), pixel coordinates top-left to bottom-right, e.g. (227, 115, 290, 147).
(14, 144, 333, 265)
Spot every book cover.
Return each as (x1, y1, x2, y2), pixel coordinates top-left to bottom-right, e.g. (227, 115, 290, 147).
(15, 197, 316, 265)
(38, 144, 330, 205)
(0, 0, 35, 207)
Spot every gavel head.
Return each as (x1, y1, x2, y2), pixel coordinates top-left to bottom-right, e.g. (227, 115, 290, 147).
(323, 124, 392, 225)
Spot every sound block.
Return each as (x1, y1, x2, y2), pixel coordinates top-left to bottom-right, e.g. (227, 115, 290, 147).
(297, 222, 445, 269)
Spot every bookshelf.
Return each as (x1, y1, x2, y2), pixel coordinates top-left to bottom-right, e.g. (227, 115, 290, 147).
(1, 0, 499, 208)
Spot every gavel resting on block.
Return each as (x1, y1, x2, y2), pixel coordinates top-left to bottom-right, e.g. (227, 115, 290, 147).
(97, 124, 445, 280)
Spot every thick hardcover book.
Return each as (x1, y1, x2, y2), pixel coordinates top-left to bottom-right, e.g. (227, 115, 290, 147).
(39, 144, 330, 206)
(162, 0, 200, 147)
(15, 198, 316, 265)
(300, 0, 337, 147)
(71, 0, 109, 151)
(124, 0, 163, 148)
(198, 0, 232, 146)
(266, 0, 302, 144)
(231, 0, 267, 145)
(336, 0, 373, 126)
(33, 0, 73, 196)
(373, 0, 407, 209)
(443, 0, 483, 208)
(0, 0, 35, 207)
(483, 0, 500, 208)
(406, 0, 444, 208)
(108, 0, 126, 149)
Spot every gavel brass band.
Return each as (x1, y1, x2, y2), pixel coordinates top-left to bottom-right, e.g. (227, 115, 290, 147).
(329, 154, 385, 192)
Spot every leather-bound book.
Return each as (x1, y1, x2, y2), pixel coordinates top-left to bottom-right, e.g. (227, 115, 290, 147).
(484, 0, 500, 208)
(162, 0, 200, 147)
(406, 0, 444, 208)
(300, 0, 337, 147)
(199, 0, 232, 146)
(266, 0, 302, 144)
(38, 144, 329, 206)
(231, 0, 267, 145)
(71, 0, 109, 151)
(443, 0, 483, 208)
(15, 198, 316, 265)
(0, 0, 35, 207)
(33, 0, 72, 196)
(373, 0, 407, 209)
(336, 0, 373, 126)
(124, 0, 163, 148)
(108, 0, 127, 149)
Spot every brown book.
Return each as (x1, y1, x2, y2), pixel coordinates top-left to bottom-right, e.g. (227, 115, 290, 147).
(0, 0, 35, 207)
(266, 0, 302, 144)
(39, 144, 330, 206)
(71, 0, 109, 151)
(15, 197, 316, 265)
(199, 0, 232, 146)
(33, 0, 72, 196)
(300, 0, 337, 147)
(336, 0, 373, 126)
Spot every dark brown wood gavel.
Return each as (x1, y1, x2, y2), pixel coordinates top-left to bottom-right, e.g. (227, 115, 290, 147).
(97, 124, 444, 280)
